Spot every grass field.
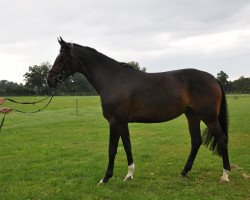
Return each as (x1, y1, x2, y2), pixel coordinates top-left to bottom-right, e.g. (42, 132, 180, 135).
(0, 95, 249, 200)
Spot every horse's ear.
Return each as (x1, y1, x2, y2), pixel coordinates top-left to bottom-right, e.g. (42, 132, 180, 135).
(57, 36, 69, 49)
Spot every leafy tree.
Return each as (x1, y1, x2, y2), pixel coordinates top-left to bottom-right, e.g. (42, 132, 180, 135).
(127, 61, 146, 72)
(217, 71, 229, 91)
(23, 62, 51, 94)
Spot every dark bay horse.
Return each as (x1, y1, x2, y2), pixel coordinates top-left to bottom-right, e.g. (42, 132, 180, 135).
(47, 37, 230, 183)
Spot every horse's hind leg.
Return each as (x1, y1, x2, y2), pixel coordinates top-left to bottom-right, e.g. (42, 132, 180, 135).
(121, 124, 135, 181)
(180, 111, 202, 177)
(205, 121, 230, 182)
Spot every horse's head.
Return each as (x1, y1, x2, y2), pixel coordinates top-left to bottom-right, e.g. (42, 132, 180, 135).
(47, 37, 76, 88)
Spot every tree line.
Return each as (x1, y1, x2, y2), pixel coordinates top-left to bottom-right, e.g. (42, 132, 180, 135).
(216, 71, 250, 93)
(0, 63, 249, 96)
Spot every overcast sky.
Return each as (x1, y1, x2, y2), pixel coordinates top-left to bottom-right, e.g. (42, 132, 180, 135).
(0, 0, 250, 83)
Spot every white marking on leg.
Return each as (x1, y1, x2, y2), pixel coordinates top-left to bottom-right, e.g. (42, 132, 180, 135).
(124, 163, 135, 181)
(220, 169, 230, 183)
(97, 179, 105, 185)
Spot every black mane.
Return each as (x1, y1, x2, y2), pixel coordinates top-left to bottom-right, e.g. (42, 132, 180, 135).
(73, 43, 136, 70)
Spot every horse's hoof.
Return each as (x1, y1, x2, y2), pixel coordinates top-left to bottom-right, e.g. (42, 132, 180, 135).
(178, 174, 187, 179)
(97, 179, 106, 185)
(220, 177, 230, 183)
(220, 169, 230, 183)
(123, 175, 134, 181)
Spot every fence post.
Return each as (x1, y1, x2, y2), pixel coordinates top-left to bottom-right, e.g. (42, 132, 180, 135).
(76, 99, 78, 116)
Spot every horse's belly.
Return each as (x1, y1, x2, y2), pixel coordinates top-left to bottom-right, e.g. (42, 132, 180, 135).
(128, 106, 184, 123)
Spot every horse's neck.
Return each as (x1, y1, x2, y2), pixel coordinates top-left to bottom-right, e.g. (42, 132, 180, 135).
(76, 52, 123, 94)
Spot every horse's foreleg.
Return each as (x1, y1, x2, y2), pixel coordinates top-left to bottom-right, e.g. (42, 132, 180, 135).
(121, 124, 135, 181)
(180, 112, 202, 177)
(99, 122, 121, 184)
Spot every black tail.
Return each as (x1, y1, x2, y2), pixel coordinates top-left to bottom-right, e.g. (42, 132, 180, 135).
(202, 80, 229, 156)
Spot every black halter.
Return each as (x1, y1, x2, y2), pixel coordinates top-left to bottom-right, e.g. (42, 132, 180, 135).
(49, 43, 74, 83)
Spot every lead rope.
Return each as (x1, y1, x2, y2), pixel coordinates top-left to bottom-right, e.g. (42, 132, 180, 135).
(0, 90, 56, 131)
(11, 91, 56, 113)
(4, 95, 53, 105)
(0, 113, 6, 131)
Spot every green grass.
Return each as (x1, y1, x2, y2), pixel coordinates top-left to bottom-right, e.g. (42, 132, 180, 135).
(0, 95, 249, 200)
